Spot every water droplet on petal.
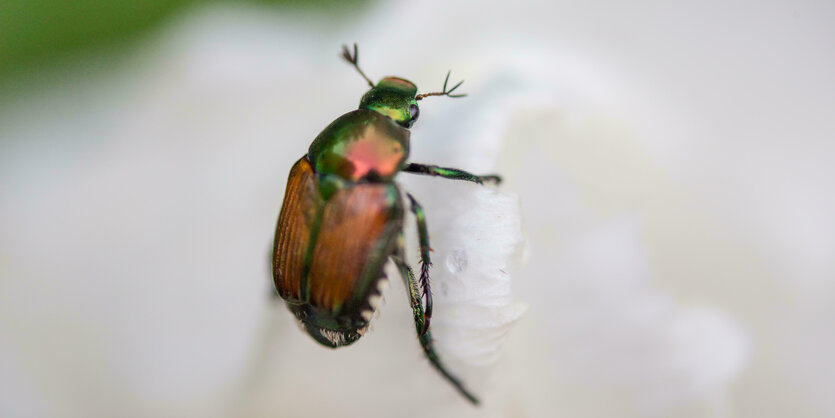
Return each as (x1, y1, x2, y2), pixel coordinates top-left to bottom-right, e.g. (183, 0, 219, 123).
(446, 248, 468, 274)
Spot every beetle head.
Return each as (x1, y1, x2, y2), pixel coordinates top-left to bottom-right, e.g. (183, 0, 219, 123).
(360, 77, 420, 128)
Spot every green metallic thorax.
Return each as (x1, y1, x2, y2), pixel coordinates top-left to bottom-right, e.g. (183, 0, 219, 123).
(308, 109, 411, 185)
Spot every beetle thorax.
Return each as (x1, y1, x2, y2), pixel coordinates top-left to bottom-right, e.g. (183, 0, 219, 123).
(308, 109, 410, 182)
(340, 124, 402, 179)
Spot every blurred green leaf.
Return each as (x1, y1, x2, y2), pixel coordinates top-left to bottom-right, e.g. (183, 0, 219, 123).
(0, 0, 369, 81)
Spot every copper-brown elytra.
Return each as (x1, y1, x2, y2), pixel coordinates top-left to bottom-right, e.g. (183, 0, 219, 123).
(272, 44, 501, 405)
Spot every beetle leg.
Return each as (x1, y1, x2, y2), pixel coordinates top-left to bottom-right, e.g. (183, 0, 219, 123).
(391, 244, 480, 405)
(406, 193, 433, 335)
(391, 245, 427, 336)
(403, 163, 502, 185)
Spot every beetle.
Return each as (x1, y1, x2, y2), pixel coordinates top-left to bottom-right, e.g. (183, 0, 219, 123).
(272, 44, 501, 405)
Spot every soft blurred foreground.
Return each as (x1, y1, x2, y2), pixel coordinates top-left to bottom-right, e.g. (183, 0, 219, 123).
(1, 1, 834, 417)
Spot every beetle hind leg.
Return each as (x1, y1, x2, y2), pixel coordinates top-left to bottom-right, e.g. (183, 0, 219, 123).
(406, 193, 433, 334)
(391, 240, 479, 405)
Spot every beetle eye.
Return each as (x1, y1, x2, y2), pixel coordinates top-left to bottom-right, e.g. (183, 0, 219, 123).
(409, 104, 419, 123)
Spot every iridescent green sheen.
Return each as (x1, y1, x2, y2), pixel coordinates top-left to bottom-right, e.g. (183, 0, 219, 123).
(308, 109, 410, 184)
(359, 77, 418, 126)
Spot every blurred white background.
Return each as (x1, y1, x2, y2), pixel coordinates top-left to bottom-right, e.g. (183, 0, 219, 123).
(1, 0, 833, 417)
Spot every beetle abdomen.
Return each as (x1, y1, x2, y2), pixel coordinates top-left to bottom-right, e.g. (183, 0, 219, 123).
(307, 182, 402, 313)
(273, 156, 403, 339)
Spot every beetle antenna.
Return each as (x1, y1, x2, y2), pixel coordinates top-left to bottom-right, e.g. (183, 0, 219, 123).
(341, 43, 375, 88)
(415, 70, 467, 100)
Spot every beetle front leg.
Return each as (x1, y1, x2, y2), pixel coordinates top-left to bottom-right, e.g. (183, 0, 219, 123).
(404, 163, 502, 185)
(406, 193, 433, 335)
(391, 244, 480, 405)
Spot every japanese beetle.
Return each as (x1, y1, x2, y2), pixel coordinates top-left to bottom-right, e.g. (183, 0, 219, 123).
(272, 44, 501, 405)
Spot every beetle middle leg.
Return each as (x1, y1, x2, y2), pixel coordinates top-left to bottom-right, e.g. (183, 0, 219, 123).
(391, 242, 480, 405)
(403, 163, 501, 185)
